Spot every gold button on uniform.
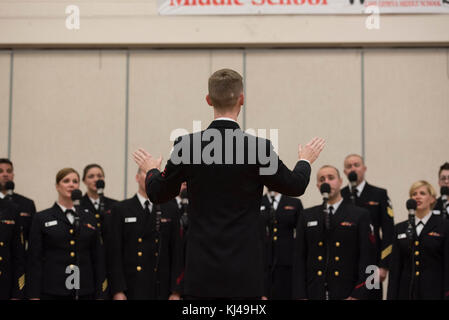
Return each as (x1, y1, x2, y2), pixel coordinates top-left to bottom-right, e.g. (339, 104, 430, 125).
(69, 264, 75, 270)
(137, 266, 142, 272)
(334, 271, 339, 277)
(95, 214, 100, 219)
(155, 252, 159, 257)
(70, 240, 75, 245)
(273, 228, 278, 233)
(415, 271, 420, 276)
(415, 251, 420, 256)
(154, 268, 158, 272)
(70, 252, 75, 257)
(415, 241, 419, 246)
(317, 271, 323, 276)
(138, 238, 143, 243)
(335, 242, 341, 247)
(335, 256, 340, 262)
(273, 236, 278, 241)
(318, 256, 323, 261)
(318, 242, 323, 247)
(69, 229, 74, 234)
(0, 256, 2, 261)
(0, 242, 4, 247)
(415, 261, 420, 266)
(155, 239, 159, 243)
(137, 252, 142, 257)
(97, 223, 101, 228)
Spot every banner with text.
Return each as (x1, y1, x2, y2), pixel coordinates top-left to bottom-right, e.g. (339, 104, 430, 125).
(158, 0, 449, 14)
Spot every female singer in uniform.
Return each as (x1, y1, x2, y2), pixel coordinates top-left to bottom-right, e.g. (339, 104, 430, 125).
(387, 180, 449, 300)
(27, 168, 107, 300)
(81, 164, 118, 232)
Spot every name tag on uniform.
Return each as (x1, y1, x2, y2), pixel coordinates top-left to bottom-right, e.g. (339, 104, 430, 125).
(307, 221, 318, 227)
(397, 233, 407, 239)
(45, 220, 58, 227)
(433, 210, 441, 215)
(125, 217, 137, 223)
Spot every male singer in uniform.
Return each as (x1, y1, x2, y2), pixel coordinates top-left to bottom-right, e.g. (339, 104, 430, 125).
(0, 158, 36, 251)
(293, 165, 376, 300)
(133, 68, 325, 299)
(340, 154, 394, 299)
(107, 169, 182, 300)
(434, 162, 449, 216)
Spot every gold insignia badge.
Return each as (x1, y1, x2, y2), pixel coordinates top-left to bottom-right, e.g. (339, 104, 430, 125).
(18, 274, 25, 290)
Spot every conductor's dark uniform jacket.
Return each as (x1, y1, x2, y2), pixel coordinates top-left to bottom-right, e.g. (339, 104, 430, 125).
(108, 193, 182, 299)
(27, 203, 108, 299)
(293, 199, 377, 300)
(387, 211, 449, 300)
(0, 198, 26, 299)
(145, 119, 312, 298)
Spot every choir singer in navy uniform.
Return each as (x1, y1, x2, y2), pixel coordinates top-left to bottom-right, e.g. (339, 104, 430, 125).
(133, 68, 325, 299)
(260, 190, 303, 299)
(0, 195, 26, 299)
(27, 168, 108, 300)
(341, 154, 394, 299)
(387, 181, 449, 300)
(108, 168, 182, 300)
(434, 162, 449, 217)
(0, 158, 36, 252)
(293, 165, 377, 300)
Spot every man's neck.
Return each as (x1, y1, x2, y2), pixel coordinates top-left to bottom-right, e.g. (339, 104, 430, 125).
(213, 107, 239, 122)
(328, 195, 343, 205)
(138, 190, 147, 199)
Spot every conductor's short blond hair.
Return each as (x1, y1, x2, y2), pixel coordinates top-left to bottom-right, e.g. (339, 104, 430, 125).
(208, 69, 243, 109)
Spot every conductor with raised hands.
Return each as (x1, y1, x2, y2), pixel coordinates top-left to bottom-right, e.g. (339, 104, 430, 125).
(133, 68, 325, 299)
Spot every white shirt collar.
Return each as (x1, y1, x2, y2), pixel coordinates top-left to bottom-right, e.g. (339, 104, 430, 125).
(136, 192, 152, 211)
(214, 117, 238, 124)
(416, 211, 432, 226)
(327, 198, 344, 214)
(0, 191, 5, 199)
(356, 180, 366, 196)
(176, 196, 182, 208)
(56, 202, 75, 213)
(89, 196, 100, 205)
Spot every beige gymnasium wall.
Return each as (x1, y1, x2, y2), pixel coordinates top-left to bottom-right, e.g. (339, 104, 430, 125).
(0, 51, 10, 157)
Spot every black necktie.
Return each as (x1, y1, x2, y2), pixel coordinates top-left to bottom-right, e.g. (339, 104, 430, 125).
(144, 200, 151, 214)
(65, 209, 75, 225)
(329, 206, 335, 228)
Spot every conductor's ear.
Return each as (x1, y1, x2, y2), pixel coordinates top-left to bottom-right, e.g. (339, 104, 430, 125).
(239, 93, 244, 106)
(206, 95, 213, 106)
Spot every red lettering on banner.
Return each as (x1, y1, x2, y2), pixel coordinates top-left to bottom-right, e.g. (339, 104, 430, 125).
(172, 0, 327, 5)
(171, 0, 243, 5)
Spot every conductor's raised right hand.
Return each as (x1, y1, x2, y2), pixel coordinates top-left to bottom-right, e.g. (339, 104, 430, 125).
(298, 137, 325, 164)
